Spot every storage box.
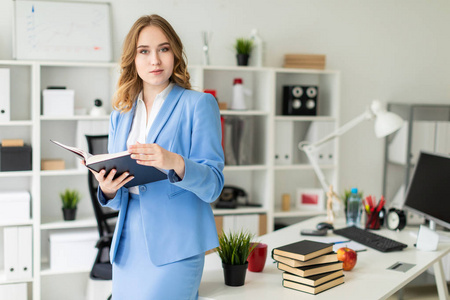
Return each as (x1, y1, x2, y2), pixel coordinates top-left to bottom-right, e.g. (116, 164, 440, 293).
(0, 191, 31, 221)
(1, 139, 24, 147)
(41, 159, 65, 170)
(0, 145, 32, 171)
(43, 89, 74, 116)
(49, 229, 98, 270)
(0, 283, 27, 300)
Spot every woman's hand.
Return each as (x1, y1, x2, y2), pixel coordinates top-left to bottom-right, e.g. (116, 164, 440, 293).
(128, 142, 185, 179)
(83, 161, 134, 199)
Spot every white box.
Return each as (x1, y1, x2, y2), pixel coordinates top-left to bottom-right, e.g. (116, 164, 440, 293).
(0, 191, 31, 222)
(0, 68, 10, 122)
(49, 229, 98, 271)
(42, 89, 74, 116)
(0, 283, 27, 300)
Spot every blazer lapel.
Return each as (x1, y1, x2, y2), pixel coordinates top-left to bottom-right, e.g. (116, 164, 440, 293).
(146, 85, 185, 144)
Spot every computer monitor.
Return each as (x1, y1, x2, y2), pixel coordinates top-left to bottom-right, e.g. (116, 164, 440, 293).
(403, 151, 450, 230)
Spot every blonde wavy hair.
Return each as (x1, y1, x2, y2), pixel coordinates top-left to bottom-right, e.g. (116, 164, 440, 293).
(113, 14, 191, 112)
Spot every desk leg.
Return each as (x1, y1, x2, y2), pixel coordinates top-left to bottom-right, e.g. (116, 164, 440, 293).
(433, 260, 449, 300)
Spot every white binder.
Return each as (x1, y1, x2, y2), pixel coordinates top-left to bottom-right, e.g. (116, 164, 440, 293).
(3, 226, 32, 280)
(4, 227, 19, 280)
(411, 121, 436, 164)
(0, 68, 10, 122)
(435, 121, 450, 156)
(18, 226, 32, 279)
(274, 121, 293, 165)
(305, 121, 335, 165)
(388, 121, 437, 165)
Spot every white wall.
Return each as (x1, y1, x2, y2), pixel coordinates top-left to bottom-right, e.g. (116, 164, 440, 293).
(1, 0, 449, 197)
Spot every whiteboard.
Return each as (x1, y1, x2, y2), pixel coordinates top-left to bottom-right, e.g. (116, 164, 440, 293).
(13, 0, 112, 62)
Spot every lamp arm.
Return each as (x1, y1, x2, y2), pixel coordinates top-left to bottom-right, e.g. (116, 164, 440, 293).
(298, 108, 373, 193)
(306, 109, 373, 149)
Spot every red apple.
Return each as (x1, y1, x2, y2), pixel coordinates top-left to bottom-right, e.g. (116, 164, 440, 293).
(336, 247, 357, 271)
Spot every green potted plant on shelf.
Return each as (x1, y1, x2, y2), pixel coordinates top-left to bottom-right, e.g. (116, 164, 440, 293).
(60, 188, 81, 221)
(234, 37, 253, 66)
(216, 230, 257, 286)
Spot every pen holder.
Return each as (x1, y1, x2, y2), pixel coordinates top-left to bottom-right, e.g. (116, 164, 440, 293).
(365, 210, 381, 229)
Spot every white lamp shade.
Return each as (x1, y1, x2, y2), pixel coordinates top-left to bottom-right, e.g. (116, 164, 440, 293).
(374, 110, 404, 138)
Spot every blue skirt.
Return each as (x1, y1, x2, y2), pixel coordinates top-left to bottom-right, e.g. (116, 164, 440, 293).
(112, 193, 205, 300)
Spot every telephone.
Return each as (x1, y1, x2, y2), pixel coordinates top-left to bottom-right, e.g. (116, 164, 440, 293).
(215, 185, 247, 209)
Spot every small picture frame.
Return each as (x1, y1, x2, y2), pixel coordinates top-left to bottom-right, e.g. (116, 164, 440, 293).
(296, 188, 325, 211)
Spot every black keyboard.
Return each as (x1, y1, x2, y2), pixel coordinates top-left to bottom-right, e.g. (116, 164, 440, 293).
(333, 226, 408, 252)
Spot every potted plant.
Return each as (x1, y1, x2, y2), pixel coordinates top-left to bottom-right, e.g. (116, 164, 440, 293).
(216, 230, 256, 286)
(60, 189, 80, 221)
(234, 38, 253, 66)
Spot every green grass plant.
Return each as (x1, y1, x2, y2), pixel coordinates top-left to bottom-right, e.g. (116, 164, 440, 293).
(217, 230, 257, 265)
(234, 38, 254, 55)
(60, 189, 80, 209)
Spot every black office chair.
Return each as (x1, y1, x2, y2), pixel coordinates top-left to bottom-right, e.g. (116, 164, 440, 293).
(86, 135, 118, 300)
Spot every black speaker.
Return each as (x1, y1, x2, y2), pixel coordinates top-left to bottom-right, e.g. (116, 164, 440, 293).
(282, 85, 318, 116)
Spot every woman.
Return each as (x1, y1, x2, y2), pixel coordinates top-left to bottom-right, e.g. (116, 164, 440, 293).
(91, 14, 224, 299)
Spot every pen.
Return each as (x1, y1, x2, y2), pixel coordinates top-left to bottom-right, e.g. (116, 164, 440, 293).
(333, 240, 351, 244)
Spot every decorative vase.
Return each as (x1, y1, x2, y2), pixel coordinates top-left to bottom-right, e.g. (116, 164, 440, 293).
(62, 207, 77, 221)
(222, 262, 248, 286)
(236, 54, 250, 66)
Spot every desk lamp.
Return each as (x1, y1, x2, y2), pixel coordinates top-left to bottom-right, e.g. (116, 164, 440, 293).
(298, 100, 404, 222)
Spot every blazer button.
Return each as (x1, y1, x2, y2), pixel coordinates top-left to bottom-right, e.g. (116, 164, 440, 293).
(140, 186, 147, 192)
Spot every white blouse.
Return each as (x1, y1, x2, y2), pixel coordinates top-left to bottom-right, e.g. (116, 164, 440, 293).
(127, 83, 174, 194)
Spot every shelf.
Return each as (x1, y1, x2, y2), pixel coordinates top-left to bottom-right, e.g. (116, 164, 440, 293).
(40, 263, 90, 276)
(0, 60, 340, 300)
(213, 207, 268, 216)
(0, 60, 34, 66)
(224, 165, 268, 171)
(386, 160, 414, 168)
(273, 67, 339, 75)
(40, 216, 97, 230)
(274, 164, 336, 171)
(0, 270, 33, 285)
(220, 110, 268, 116)
(274, 116, 336, 122)
(0, 219, 33, 227)
(273, 209, 327, 218)
(200, 65, 266, 72)
(0, 120, 33, 126)
(40, 169, 87, 176)
(40, 115, 110, 121)
(195, 65, 340, 75)
(38, 61, 117, 68)
(0, 170, 33, 177)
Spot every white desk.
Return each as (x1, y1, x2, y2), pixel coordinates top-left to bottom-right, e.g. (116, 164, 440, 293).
(199, 216, 450, 300)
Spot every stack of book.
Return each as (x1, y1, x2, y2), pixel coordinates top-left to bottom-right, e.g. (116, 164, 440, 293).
(283, 54, 326, 70)
(272, 240, 344, 295)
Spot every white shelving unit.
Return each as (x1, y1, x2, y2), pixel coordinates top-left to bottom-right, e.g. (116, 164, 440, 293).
(0, 60, 340, 299)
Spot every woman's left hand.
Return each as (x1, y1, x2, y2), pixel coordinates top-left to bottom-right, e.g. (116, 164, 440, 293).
(128, 142, 185, 179)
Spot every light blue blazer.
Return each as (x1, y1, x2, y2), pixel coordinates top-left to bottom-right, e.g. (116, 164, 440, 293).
(98, 85, 225, 266)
